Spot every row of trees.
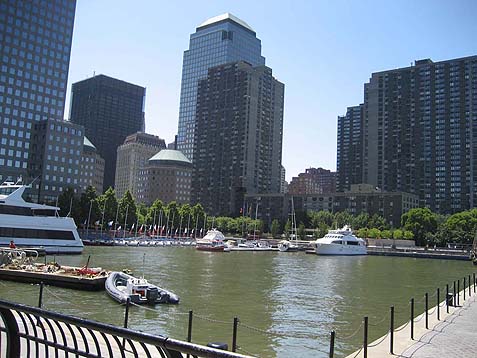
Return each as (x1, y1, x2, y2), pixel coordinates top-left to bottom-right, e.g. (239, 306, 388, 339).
(58, 186, 477, 245)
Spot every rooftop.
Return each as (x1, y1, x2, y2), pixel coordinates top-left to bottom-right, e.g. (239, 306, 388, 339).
(197, 13, 255, 33)
(149, 149, 192, 166)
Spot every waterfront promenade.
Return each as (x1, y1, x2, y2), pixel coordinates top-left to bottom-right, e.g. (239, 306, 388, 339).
(346, 286, 477, 358)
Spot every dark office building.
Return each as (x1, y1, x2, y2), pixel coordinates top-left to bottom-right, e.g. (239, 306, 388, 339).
(69, 75, 145, 191)
(0, 0, 76, 184)
(192, 61, 284, 216)
(338, 56, 477, 214)
(336, 105, 364, 192)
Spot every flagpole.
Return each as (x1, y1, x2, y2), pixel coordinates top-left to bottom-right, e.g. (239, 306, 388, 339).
(156, 209, 160, 237)
(152, 209, 156, 238)
(135, 216, 139, 238)
(187, 213, 191, 239)
(179, 213, 183, 240)
(114, 204, 119, 238)
(100, 199, 106, 239)
(241, 200, 246, 238)
(159, 209, 163, 237)
(165, 210, 170, 238)
(203, 214, 207, 238)
(194, 213, 198, 240)
(171, 211, 175, 238)
(68, 196, 73, 217)
(253, 201, 259, 240)
(123, 204, 129, 239)
(86, 199, 92, 241)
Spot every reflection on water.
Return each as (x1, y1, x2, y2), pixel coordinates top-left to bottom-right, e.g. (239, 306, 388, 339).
(0, 246, 475, 357)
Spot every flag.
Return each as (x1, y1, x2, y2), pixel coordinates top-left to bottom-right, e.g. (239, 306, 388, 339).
(83, 219, 87, 225)
(117, 226, 122, 231)
(175, 228, 178, 234)
(240, 207, 243, 214)
(191, 229, 195, 234)
(184, 228, 188, 234)
(200, 228, 203, 234)
(108, 220, 113, 227)
(94, 220, 100, 225)
(131, 223, 135, 230)
(139, 225, 143, 233)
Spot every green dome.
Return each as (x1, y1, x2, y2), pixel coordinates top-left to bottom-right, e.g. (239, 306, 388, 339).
(149, 150, 192, 167)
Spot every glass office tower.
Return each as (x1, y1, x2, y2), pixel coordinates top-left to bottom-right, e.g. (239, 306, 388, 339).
(0, 0, 76, 183)
(177, 13, 265, 161)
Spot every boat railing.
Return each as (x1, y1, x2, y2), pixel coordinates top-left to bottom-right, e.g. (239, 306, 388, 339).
(0, 248, 38, 266)
(0, 298, 254, 358)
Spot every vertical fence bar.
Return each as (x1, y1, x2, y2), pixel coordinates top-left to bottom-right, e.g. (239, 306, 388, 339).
(232, 317, 238, 352)
(425, 293, 429, 329)
(410, 298, 414, 340)
(38, 281, 44, 308)
(437, 288, 440, 321)
(363, 317, 368, 358)
(123, 297, 131, 329)
(186, 310, 193, 358)
(464, 277, 466, 301)
(446, 284, 450, 313)
(453, 281, 457, 307)
(474, 273, 476, 293)
(468, 275, 472, 297)
(457, 279, 460, 306)
(390, 306, 394, 355)
(329, 330, 335, 358)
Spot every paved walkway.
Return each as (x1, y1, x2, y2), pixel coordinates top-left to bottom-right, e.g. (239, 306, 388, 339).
(401, 294, 477, 358)
(346, 285, 477, 358)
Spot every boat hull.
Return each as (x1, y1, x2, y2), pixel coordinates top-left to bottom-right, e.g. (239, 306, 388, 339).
(315, 243, 367, 255)
(196, 245, 227, 252)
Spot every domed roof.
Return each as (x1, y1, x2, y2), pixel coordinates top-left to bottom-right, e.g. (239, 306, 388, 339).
(149, 150, 192, 167)
(83, 136, 96, 149)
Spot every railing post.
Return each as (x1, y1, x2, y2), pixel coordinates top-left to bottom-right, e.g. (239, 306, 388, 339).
(232, 317, 238, 352)
(457, 279, 460, 306)
(187, 310, 193, 342)
(437, 288, 440, 321)
(124, 297, 131, 329)
(453, 281, 457, 307)
(425, 293, 429, 329)
(446, 284, 450, 313)
(0, 307, 21, 358)
(410, 298, 414, 340)
(390, 306, 394, 355)
(474, 273, 476, 293)
(469, 275, 471, 297)
(464, 277, 466, 301)
(363, 316, 368, 358)
(38, 281, 44, 308)
(329, 330, 335, 358)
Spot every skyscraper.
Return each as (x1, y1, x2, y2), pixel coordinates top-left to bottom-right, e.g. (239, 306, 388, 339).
(0, 0, 77, 184)
(338, 56, 477, 214)
(69, 75, 146, 191)
(288, 168, 336, 195)
(192, 61, 284, 216)
(115, 132, 166, 199)
(177, 13, 265, 161)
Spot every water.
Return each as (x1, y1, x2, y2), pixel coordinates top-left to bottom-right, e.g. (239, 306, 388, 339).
(1, 246, 475, 357)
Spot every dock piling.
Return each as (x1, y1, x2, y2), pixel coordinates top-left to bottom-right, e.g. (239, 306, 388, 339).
(329, 330, 335, 358)
(187, 310, 193, 342)
(363, 316, 368, 358)
(457, 280, 460, 306)
(446, 284, 450, 313)
(124, 297, 131, 329)
(464, 277, 466, 301)
(410, 298, 414, 340)
(453, 281, 457, 307)
(38, 281, 44, 309)
(474, 273, 476, 293)
(390, 306, 394, 354)
(469, 275, 472, 297)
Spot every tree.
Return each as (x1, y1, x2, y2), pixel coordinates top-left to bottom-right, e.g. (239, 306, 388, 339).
(118, 190, 137, 229)
(381, 229, 392, 239)
(271, 219, 280, 238)
(334, 210, 353, 228)
(283, 219, 291, 239)
(353, 213, 370, 230)
(97, 187, 118, 229)
(78, 186, 100, 229)
(357, 227, 369, 239)
(368, 214, 388, 230)
(439, 209, 477, 245)
(368, 228, 381, 239)
(401, 208, 438, 246)
(393, 229, 403, 240)
(309, 210, 334, 228)
(57, 186, 78, 218)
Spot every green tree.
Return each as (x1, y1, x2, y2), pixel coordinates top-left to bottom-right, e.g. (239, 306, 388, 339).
(57, 186, 78, 218)
(97, 187, 118, 229)
(78, 186, 100, 228)
(439, 209, 477, 245)
(393, 229, 403, 240)
(271, 219, 280, 238)
(334, 210, 353, 228)
(357, 227, 369, 239)
(368, 228, 381, 239)
(118, 190, 137, 229)
(309, 210, 334, 228)
(368, 214, 387, 230)
(283, 219, 291, 239)
(353, 213, 370, 229)
(401, 208, 438, 246)
(403, 230, 414, 240)
(381, 229, 392, 239)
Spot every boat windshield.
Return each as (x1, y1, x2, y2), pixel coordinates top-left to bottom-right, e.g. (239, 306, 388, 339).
(331, 240, 343, 244)
(0, 186, 18, 196)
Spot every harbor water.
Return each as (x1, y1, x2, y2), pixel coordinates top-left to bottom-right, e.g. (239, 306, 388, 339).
(0, 246, 475, 357)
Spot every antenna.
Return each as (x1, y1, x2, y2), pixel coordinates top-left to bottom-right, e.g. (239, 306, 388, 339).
(142, 253, 146, 279)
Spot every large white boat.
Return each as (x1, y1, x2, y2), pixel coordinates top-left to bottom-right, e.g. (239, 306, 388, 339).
(314, 226, 367, 255)
(196, 229, 229, 252)
(0, 181, 83, 254)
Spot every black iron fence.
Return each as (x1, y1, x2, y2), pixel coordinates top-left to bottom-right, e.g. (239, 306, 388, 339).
(0, 298, 253, 358)
(328, 272, 477, 358)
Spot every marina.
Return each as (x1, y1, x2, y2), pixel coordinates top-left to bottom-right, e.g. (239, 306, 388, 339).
(0, 245, 475, 357)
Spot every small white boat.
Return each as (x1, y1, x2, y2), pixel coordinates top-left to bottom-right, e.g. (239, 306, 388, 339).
(278, 240, 300, 252)
(105, 271, 180, 304)
(314, 226, 367, 255)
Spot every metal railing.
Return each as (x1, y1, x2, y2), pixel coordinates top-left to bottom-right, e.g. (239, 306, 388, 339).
(0, 299, 253, 358)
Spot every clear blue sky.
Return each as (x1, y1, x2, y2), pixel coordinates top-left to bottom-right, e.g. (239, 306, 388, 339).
(66, 0, 477, 181)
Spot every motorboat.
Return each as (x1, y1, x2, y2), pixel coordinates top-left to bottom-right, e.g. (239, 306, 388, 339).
(0, 181, 83, 254)
(196, 229, 230, 252)
(105, 271, 179, 304)
(228, 239, 275, 251)
(314, 226, 367, 255)
(278, 240, 301, 252)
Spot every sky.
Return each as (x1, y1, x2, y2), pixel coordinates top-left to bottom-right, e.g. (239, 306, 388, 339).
(65, 0, 477, 181)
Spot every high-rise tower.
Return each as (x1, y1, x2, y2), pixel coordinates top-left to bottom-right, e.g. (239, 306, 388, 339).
(0, 0, 77, 184)
(177, 13, 265, 161)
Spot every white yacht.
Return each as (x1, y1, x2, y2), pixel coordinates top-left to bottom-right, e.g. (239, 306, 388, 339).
(314, 226, 367, 255)
(0, 181, 83, 254)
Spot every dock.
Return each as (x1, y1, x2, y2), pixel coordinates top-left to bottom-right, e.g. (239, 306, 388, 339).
(367, 247, 470, 261)
(0, 267, 107, 291)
